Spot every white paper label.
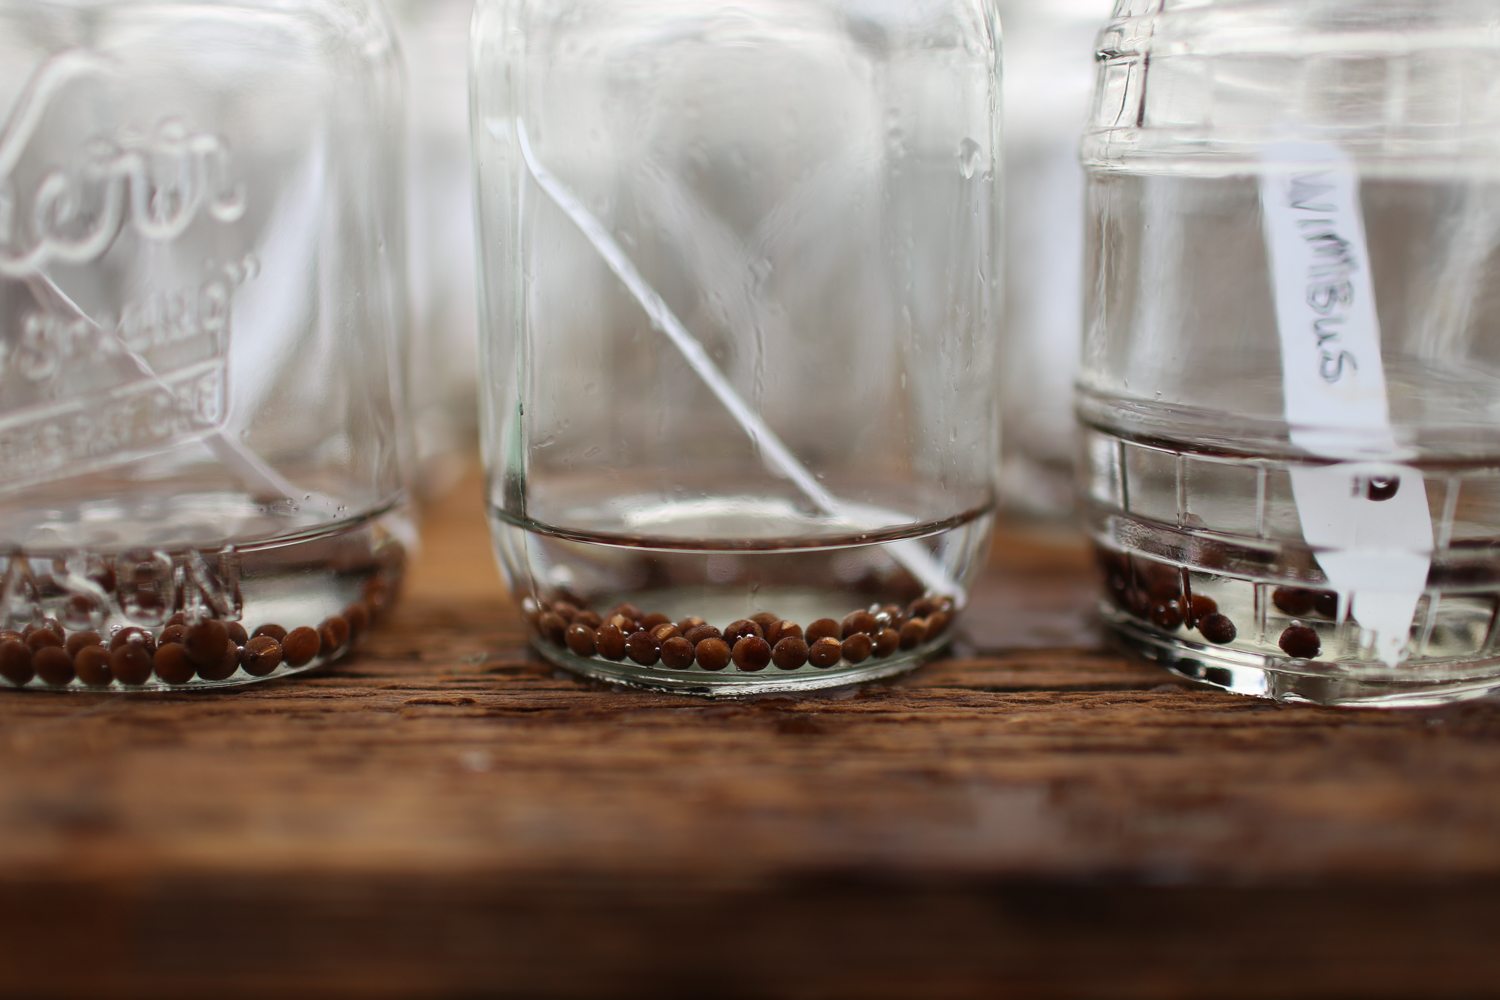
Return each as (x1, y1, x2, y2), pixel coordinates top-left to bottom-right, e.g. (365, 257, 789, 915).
(1259, 141, 1432, 666)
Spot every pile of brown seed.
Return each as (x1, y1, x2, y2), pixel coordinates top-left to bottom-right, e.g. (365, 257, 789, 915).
(0, 573, 398, 690)
(523, 595, 957, 672)
(1095, 545, 1234, 645)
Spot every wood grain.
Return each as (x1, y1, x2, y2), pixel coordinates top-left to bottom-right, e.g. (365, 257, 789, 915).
(2, 474, 1499, 998)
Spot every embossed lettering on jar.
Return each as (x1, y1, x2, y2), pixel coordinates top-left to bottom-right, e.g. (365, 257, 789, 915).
(0, 0, 415, 690)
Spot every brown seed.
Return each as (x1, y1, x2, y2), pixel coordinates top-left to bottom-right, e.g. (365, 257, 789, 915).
(198, 643, 241, 682)
(1200, 613, 1237, 645)
(660, 636, 696, 670)
(75, 646, 112, 687)
(750, 612, 781, 631)
(184, 620, 229, 666)
(537, 612, 567, 645)
(575, 610, 602, 629)
(1313, 591, 1340, 619)
(841, 633, 874, 664)
(565, 623, 598, 657)
(343, 603, 372, 639)
(926, 611, 952, 637)
(935, 596, 956, 614)
(611, 602, 645, 623)
(23, 619, 64, 642)
(1140, 562, 1182, 601)
(241, 636, 284, 677)
(765, 620, 803, 645)
(26, 628, 63, 652)
(695, 638, 731, 672)
(676, 616, 707, 632)
(683, 624, 723, 646)
(595, 624, 627, 661)
(899, 619, 928, 650)
(109, 626, 157, 654)
(805, 618, 841, 643)
(606, 613, 638, 634)
(153, 643, 196, 685)
(1185, 594, 1218, 625)
(650, 623, 682, 644)
(0, 630, 20, 645)
(109, 643, 153, 686)
(1279, 623, 1321, 659)
(772, 636, 810, 670)
(625, 630, 660, 666)
(724, 619, 763, 643)
(226, 621, 250, 646)
(910, 597, 937, 618)
(520, 597, 542, 627)
(1272, 587, 1317, 617)
(639, 612, 671, 630)
(319, 616, 351, 655)
(552, 601, 580, 623)
(158, 624, 188, 647)
(841, 610, 878, 638)
(1365, 476, 1400, 502)
(0, 640, 33, 686)
(874, 605, 904, 629)
(1149, 601, 1183, 631)
(874, 628, 900, 658)
(34, 645, 74, 686)
(732, 636, 772, 672)
(282, 626, 321, 667)
(65, 630, 103, 656)
(253, 623, 289, 642)
(808, 637, 843, 668)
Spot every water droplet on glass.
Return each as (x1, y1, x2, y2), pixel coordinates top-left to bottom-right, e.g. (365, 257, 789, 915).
(957, 138, 983, 179)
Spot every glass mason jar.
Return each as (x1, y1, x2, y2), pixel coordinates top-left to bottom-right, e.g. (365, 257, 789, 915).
(0, 0, 414, 691)
(1081, 0, 1500, 706)
(472, 0, 1003, 695)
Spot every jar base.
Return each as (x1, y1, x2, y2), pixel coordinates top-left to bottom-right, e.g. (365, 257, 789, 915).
(1106, 612, 1500, 708)
(534, 638, 945, 697)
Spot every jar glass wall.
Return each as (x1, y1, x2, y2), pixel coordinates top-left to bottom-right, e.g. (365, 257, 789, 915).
(1081, 0, 1500, 705)
(0, 0, 414, 690)
(473, 0, 1003, 694)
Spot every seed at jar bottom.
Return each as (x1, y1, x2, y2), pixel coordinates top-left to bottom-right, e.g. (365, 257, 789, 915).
(926, 611, 952, 637)
(75, 646, 112, 687)
(1184, 594, 1218, 624)
(1272, 587, 1316, 617)
(26, 628, 63, 652)
(1199, 613, 1237, 645)
(595, 624, 627, 661)
(841, 633, 874, 664)
(649, 623, 682, 644)
(109, 627, 154, 653)
(1313, 591, 1340, 619)
(282, 627, 321, 667)
(842, 611, 878, 639)
(153, 643, 196, 686)
(537, 612, 567, 645)
(873, 628, 900, 658)
(565, 624, 598, 657)
(733, 636, 772, 672)
(197, 643, 241, 682)
(625, 630, 660, 666)
(683, 624, 722, 646)
(766, 620, 802, 646)
(185, 621, 229, 667)
(695, 638, 731, 672)
(772, 636, 809, 670)
(808, 637, 843, 668)
(33, 646, 74, 687)
(1278, 623, 1321, 660)
(805, 619, 841, 644)
(898, 619, 928, 650)
(65, 631, 103, 657)
(110, 644, 154, 686)
(226, 621, 250, 646)
(750, 612, 780, 631)
(319, 616, 351, 655)
(158, 624, 189, 647)
(241, 636, 284, 677)
(724, 619, 763, 644)
(659, 636, 696, 670)
(1150, 602, 1183, 631)
(676, 616, 707, 632)
(254, 623, 289, 643)
(639, 613, 671, 630)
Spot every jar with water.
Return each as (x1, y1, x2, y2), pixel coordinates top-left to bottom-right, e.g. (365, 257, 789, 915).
(1082, 0, 1500, 705)
(0, 0, 413, 690)
(472, 0, 1002, 694)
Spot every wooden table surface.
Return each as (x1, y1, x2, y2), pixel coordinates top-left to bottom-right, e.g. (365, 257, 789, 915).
(3, 473, 1499, 999)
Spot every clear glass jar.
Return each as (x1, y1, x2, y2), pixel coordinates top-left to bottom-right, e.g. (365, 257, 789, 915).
(472, 0, 1002, 694)
(0, 0, 414, 691)
(391, 0, 480, 498)
(1081, 0, 1500, 706)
